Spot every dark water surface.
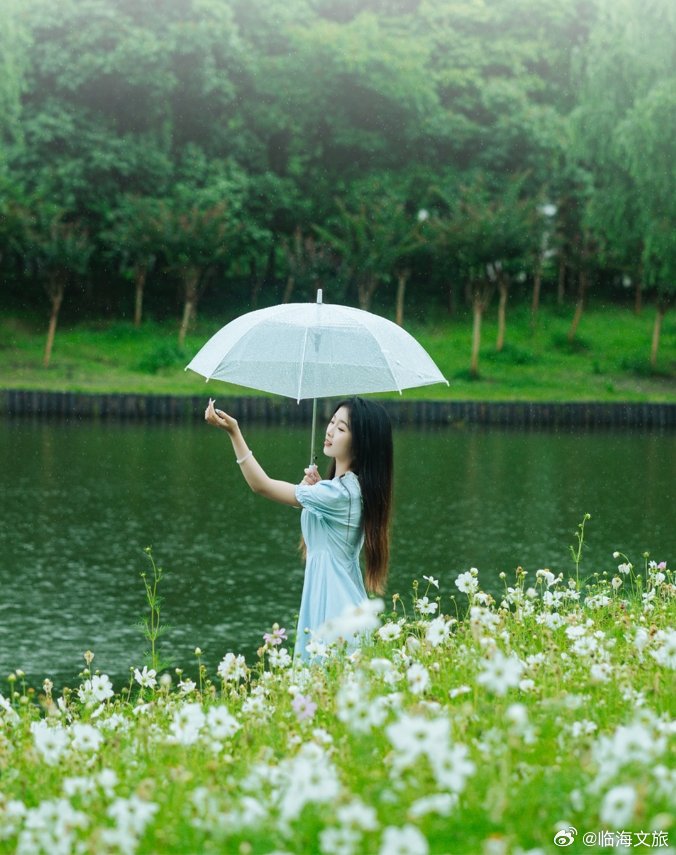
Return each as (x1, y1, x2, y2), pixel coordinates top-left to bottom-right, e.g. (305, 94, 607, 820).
(0, 419, 673, 688)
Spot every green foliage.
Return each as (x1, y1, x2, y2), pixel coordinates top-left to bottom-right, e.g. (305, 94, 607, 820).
(483, 343, 538, 366)
(134, 341, 187, 375)
(0, 0, 674, 362)
(551, 331, 591, 354)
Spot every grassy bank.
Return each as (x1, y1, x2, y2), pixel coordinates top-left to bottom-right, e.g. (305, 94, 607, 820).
(0, 546, 673, 854)
(1, 303, 674, 402)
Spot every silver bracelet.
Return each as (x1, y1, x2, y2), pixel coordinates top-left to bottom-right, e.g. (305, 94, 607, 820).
(236, 450, 253, 465)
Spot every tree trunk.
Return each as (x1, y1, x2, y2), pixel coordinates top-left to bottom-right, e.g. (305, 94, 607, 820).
(557, 258, 566, 305)
(178, 268, 200, 348)
(282, 274, 295, 304)
(567, 270, 588, 342)
(470, 291, 483, 378)
(634, 280, 642, 315)
(395, 270, 409, 327)
(358, 275, 377, 311)
(496, 276, 508, 352)
(133, 267, 147, 328)
(531, 264, 542, 318)
(43, 282, 64, 368)
(650, 302, 666, 367)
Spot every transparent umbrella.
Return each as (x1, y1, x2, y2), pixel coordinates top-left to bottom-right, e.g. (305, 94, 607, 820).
(186, 290, 448, 463)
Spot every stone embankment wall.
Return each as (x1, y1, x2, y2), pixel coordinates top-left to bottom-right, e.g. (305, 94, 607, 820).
(1, 389, 674, 429)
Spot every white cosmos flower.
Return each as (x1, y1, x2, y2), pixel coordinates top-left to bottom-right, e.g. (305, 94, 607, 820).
(370, 658, 400, 686)
(336, 799, 379, 831)
(455, 570, 479, 595)
(78, 674, 114, 705)
(17, 798, 88, 855)
(317, 598, 384, 644)
(429, 743, 476, 792)
(536, 611, 566, 630)
(650, 629, 676, 669)
(0, 798, 26, 839)
(337, 672, 387, 733)
(107, 796, 159, 835)
(0, 692, 19, 725)
(170, 702, 206, 745)
(70, 722, 103, 753)
(406, 662, 430, 695)
(305, 638, 329, 659)
(217, 653, 247, 682)
(590, 663, 613, 683)
(535, 569, 556, 587)
(31, 720, 69, 765)
(378, 824, 429, 855)
(476, 650, 524, 696)
(571, 636, 599, 657)
(206, 706, 240, 740)
(133, 666, 157, 688)
(425, 616, 453, 647)
(378, 622, 402, 642)
(415, 596, 438, 615)
(268, 647, 292, 668)
(565, 625, 586, 639)
(97, 768, 118, 797)
(600, 784, 636, 827)
(423, 575, 439, 589)
(408, 792, 457, 819)
(62, 775, 96, 798)
(449, 685, 471, 699)
(386, 712, 450, 769)
(277, 744, 341, 821)
(319, 825, 360, 855)
(178, 678, 196, 695)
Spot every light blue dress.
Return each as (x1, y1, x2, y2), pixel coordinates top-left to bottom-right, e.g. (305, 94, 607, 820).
(294, 472, 366, 661)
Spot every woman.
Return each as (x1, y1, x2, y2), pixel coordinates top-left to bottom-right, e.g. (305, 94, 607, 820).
(204, 396, 393, 660)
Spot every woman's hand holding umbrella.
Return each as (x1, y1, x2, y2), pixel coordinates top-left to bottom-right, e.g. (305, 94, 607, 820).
(301, 465, 320, 486)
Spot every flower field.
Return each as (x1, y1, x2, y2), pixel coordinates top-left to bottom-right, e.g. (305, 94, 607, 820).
(0, 555, 674, 855)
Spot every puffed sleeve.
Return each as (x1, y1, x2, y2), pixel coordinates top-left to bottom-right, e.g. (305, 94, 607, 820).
(295, 478, 351, 521)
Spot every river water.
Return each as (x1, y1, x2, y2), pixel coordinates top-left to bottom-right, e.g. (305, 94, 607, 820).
(0, 419, 673, 688)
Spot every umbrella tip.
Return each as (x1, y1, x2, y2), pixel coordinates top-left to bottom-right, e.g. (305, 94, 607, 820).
(316, 288, 323, 305)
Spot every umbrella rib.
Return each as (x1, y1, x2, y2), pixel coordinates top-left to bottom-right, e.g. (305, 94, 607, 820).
(296, 326, 309, 402)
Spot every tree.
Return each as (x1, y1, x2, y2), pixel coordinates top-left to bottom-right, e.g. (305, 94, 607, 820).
(572, 0, 676, 358)
(102, 196, 166, 327)
(151, 161, 258, 347)
(24, 207, 92, 366)
(314, 182, 421, 314)
(427, 175, 536, 375)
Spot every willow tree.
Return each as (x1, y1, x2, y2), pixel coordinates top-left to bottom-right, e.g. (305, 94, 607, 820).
(572, 0, 676, 356)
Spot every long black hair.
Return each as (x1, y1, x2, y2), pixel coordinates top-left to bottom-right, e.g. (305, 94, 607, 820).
(327, 396, 394, 595)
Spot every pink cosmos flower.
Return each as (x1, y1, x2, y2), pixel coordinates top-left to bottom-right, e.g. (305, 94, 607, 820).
(263, 625, 288, 646)
(292, 694, 317, 722)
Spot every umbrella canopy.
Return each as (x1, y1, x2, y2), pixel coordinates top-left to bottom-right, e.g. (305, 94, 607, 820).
(186, 290, 448, 401)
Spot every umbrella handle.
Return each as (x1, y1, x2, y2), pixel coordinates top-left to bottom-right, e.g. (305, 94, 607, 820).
(309, 397, 318, 467)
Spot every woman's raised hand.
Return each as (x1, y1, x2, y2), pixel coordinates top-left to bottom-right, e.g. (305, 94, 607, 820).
(204, 398, 239, 434)
(301, 464, 321, 486)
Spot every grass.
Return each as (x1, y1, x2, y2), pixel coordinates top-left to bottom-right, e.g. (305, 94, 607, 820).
(0, 301, 674, 402)
(0, 539, 673, 854)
